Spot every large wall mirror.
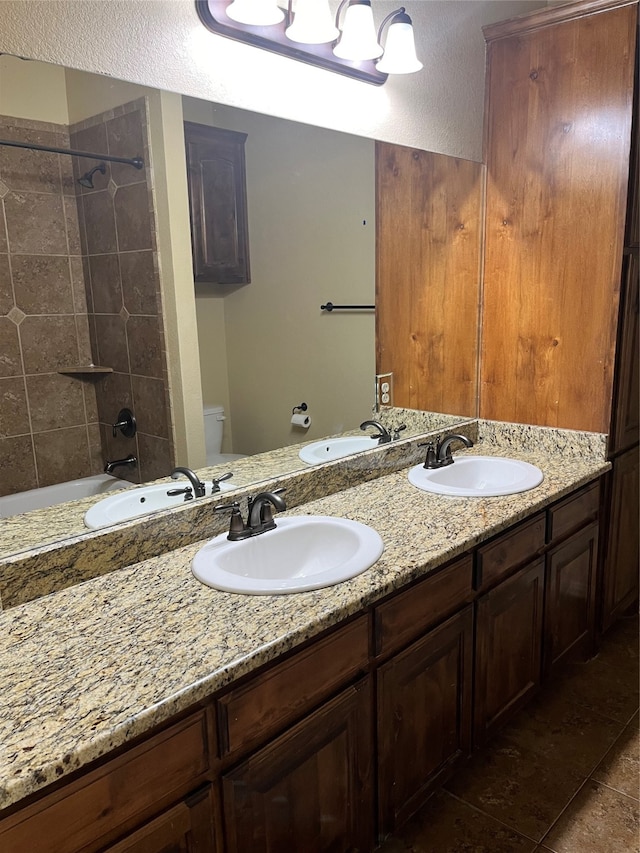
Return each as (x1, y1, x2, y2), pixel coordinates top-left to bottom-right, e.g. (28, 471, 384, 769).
(0, 54, 482, 559)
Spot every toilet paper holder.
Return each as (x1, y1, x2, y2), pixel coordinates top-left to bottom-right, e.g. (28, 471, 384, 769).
(292, 402, 308, 414)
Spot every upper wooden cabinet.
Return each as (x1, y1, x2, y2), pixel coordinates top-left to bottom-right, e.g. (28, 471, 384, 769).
(184, 122, 251, 286)
(480, 0, 637, 433)
(375, 143, 482, 417)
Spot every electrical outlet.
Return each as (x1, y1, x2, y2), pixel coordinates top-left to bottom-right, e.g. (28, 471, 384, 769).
(375, 373, 393, 410)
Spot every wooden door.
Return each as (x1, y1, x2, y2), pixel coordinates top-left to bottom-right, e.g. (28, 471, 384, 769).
(103, 787, 218, 853)
(377, 606, 473, 837)
(375, 143, 482, 416)
(544, 522, 599, 676)
(480, 1, 637, 432)
(474, 559, 545, 745)
(603, 445, 640, 631)
(221, 679, 374, 853)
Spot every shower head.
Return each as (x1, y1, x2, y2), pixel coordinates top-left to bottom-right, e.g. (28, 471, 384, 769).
(78, 162, 106, 189)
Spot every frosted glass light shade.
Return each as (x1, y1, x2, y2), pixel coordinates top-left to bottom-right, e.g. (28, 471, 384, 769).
(333, 1, 383, 61)
(286, 0, 339, 44)
(377, 19, 423, 74)
(226, 0, 285, 26)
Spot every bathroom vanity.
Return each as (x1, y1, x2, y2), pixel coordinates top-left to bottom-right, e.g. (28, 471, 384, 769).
(0, 423, 611, 852)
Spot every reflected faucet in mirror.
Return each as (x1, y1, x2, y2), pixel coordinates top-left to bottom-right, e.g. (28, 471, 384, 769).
(104, 455, 137, 474)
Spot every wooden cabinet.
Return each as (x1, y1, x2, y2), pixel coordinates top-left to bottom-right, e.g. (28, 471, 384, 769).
(184, 122, 250, 286)
(480, 0, 637, 433)
(377, 606, 473, 836)
(610, 249, 639, 453)
(221, 679, 374, 853)
(0, 711, 214, 853)
(103, 786, 218, 853)
(474, 558, 545, 745)
(602, 445, 640, 631)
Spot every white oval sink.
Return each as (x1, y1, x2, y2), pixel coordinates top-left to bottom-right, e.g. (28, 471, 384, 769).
(192, 515, 384, 595)
(408, 456, 543, 497)
(299, 436, 377, 465)
(84, 480, 234, 529)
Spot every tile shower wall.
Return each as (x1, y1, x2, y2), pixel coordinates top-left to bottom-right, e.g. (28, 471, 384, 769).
(0, 114, 102, 497)
(70, 98, 174, 486)
(0, 100, 174, 498)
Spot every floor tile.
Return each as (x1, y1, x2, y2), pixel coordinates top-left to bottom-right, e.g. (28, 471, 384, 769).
(592, 712, 639, 800)
(551, 654, 639, 724)
(541, 781, 639, 853)
(376, 789, 537, 853)
(443, 732, 585, 842)
(596, 615, 639, 676)
(501, 687, 624, 776)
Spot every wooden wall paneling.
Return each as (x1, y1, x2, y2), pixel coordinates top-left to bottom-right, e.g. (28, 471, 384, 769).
(375, 143, 482, 416)
(480, 2, 637, 432)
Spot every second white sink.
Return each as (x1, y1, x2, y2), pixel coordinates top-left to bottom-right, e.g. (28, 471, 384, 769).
(298, 436, 377, 464)
(192, 515, 384, 594)
(408, 455, 544, 497)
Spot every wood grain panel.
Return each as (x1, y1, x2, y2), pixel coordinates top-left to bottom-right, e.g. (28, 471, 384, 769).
(480, 3, 637, 431)
(375, 143, 482, 416)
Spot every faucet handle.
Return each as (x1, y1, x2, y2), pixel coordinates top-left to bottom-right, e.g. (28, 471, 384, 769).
(393, 424, 407, 440)
(418, 441, 438, 469)
(215, 501, 249, 541)
(211, 472, 233, 494)
(112, 408, 136, 438)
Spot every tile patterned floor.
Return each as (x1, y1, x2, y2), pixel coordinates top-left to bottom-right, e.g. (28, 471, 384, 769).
(377, 614, 639, 853)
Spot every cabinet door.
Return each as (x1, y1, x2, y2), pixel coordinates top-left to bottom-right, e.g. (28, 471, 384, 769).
(184, 122, 250, 285)
(603, 446, 640, 631)
(474, 559, 545, 745)
(103, 786, 218, 853)
(221, 679, 373, 853)
(611, 249, 639, 453)
(377, 606, 473, 836)
(544, 522, 599, 676)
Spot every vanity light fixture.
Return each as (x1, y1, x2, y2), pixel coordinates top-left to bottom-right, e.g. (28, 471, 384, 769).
(194, 0, 422, 85)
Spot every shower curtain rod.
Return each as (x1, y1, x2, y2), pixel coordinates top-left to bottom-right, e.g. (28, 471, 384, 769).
(0, 137, 144, 169)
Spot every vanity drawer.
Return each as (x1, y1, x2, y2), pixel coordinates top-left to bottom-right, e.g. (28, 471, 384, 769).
(374, 555, 474, 658)
(476, 513, 546, 593)
(0, 710, 211, 853)
(217, 615, 369, 758)
(548, 482, 599, 543)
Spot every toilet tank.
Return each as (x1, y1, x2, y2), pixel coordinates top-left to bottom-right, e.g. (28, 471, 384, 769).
(203, 405, 225, 460)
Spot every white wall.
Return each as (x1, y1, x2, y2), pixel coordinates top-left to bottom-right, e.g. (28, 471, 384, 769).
(0, 0, 542, 161)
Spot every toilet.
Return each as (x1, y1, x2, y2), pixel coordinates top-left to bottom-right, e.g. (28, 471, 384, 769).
(203, 405, 246, 466)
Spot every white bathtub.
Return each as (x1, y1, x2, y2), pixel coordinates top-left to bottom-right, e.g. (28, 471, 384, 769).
(0, 474, 126, 519)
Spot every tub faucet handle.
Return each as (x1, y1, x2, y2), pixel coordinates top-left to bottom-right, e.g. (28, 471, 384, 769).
(112, 408, 136, 438)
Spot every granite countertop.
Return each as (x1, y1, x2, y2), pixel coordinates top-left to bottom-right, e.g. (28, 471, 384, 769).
(0, 429, 609, 812)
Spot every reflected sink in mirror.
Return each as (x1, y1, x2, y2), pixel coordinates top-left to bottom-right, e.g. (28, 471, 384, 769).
(84, 481, 235, 529)
(408, 456, 544, 497)
(192, 515, 384, 595)
(298, 436, 378, 465)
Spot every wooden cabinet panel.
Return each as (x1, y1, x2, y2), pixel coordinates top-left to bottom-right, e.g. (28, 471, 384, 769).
(474, 559, 545, 745)
(602, 445, 640, 630)
(0, 712, 211, 853)
(375, 143, 482, 417)
(476, 514, 545, 592)
(103, 786, 218, 853)
(548, 482, 600, 543)
(480, 2, 637, 432)
(377, 606, 473, 836)
(184, 122, 250, 285)
(374, 555, 474, 658)
(217, 616, 369, 758)
(611, 249, 640, 453)
(544, 522, 599, 675)
(221, 679, 374, 853)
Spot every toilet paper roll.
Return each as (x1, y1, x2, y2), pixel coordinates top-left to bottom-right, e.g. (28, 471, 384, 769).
(291, 413, 311, 428)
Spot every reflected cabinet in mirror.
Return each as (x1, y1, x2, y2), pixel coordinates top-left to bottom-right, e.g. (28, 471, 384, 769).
(0, 54, 482, 560)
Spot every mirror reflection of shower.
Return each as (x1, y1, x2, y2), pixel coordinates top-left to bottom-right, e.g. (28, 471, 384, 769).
(78, 162, 106, 188)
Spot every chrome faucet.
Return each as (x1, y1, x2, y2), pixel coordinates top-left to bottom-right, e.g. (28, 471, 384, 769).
(360, 419, 392, 444)
(420, 433, 474, 469)
(171, 466, 206, 498)
(104, 455, 137, 474)
(216, 489, 286, 541)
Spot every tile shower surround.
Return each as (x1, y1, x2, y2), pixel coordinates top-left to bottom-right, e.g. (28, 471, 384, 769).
(0, 101, 173, 497)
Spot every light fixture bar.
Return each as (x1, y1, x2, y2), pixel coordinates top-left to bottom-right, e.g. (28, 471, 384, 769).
(195, 0, 388, 85)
